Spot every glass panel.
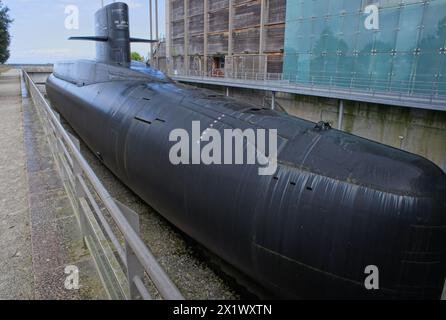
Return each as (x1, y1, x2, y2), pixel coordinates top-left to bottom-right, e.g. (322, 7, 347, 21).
(298, 20, 313, 52)
(312, 0, 329, 17)
(310, 53, 324, 84)
(337, 53, 356, 87)
(390, 52, 415, 93)
(282, 52, 298, 79)
(300, 0, 312, 19)
(312, 17, 327, 41)
(324, 53, 338, 85)
(283, 0, 446, 98)
(356, 9, 375, 53)
(328, 0, 344, 16)
(342, 13, 360, 53)
(413, 52, 442, 96)
(297, 53, 312, 83)
(373, 6, 399, 52)
(438, 54, 446, 96)
(395, 3, 423, 52)
(313, 35, 326, 54)
(370, 53, 393, 92)
(343, 0, 362, 14)
(419, 1, 446, 53)
(355, 52, 373, 90)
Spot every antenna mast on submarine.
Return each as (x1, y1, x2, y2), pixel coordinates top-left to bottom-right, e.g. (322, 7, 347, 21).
(149, 0, 153, 61)
(148, 0, 159, 63)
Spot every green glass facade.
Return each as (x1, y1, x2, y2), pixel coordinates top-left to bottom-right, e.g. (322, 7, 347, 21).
(283, 0, 446, 98)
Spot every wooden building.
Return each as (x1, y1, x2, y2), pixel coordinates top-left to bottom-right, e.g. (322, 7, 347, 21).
(154, 0, 286, 77)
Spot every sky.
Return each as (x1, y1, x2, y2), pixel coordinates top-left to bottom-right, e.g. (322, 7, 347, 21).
(2, 0, 166, 64)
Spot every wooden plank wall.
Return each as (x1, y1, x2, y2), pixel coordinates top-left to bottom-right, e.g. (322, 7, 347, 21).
(163, 0, 286, 74)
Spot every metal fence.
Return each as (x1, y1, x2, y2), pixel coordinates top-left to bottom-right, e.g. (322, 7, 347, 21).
(172, 69, 285, 82)
(23, 71, 184, 300)
(170, 69, 446, 98)
(169, 69, 446, 111)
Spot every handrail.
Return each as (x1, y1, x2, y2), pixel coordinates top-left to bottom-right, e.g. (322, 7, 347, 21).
(23, 71, 184, 300)
(168, 69, 446, 99)
(168, 70, 446, 111)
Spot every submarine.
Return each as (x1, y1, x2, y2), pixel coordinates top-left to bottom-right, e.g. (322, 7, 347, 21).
(46, 2, 446, 299)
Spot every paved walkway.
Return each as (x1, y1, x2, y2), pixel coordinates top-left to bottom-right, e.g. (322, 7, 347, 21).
(0, 69, 34, 299)
(0, 69, 106, 300)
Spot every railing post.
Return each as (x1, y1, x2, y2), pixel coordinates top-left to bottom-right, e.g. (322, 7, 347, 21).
(338, 99, 344, 130)
(74, 173, 90, 249)
(116, 200, 145, 300)
(271, 91, 276, 110)
(55, 133, 68, 182)
(70, 132, 89, 247)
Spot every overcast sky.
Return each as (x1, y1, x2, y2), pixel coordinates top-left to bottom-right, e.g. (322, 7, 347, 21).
(3, 0, 165, 64)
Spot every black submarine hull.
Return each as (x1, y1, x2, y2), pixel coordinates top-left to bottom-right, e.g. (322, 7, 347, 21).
(46, 64, 446, 299)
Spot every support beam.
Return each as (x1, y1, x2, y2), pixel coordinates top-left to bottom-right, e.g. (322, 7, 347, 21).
(338, 99, 344, 130)
(149, 0, 153, 60)
(259, 0, 267, 54)
(166, 0, 172, 74)
(226, 87, 230, 97)
(203, 0, 209, 76)
(271, 91, 276, 110)
(228, 0, 234, 57)
(184, 0, 189, 74)
(155, 0, 159, 41)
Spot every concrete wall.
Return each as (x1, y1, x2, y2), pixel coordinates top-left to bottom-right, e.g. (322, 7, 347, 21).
(195, 83, 446, 171)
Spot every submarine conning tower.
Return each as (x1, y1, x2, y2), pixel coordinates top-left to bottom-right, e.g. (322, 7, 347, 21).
(95, 2, 131, 67)
(69, 2, 154, 68)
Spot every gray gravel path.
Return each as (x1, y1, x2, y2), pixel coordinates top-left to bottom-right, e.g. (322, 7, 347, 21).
(0, 69, 34, 299)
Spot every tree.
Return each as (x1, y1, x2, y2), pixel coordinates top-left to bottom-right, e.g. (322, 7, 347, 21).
(0, 1, 12, 64)
(131, 51, 144, 62)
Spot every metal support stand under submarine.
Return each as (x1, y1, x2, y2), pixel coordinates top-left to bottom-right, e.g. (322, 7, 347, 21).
(46, 2, 446, 299)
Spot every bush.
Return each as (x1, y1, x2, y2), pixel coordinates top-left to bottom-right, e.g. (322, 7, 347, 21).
(131, 51, 144, 62)
(0, 1, 12, 64)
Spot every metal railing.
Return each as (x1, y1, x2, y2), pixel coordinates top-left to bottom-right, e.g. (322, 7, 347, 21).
(169, 69, 446, 110)
(170, 69, 446, 97)
(172, 69, 286, 82)
(23, 71, 184, 300)
(280, 72, 446, 98)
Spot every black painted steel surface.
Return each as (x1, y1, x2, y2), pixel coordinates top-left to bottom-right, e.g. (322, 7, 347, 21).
(46, 2, 446, 299)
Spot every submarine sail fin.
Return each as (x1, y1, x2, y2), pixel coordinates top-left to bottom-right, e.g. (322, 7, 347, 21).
(129, 38, 157, 43)
(69, 36, 109, 42)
